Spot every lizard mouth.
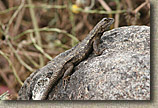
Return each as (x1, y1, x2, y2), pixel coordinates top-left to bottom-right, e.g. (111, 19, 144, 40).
(105, 18, 114, 25)
(100, 18, 114, 32)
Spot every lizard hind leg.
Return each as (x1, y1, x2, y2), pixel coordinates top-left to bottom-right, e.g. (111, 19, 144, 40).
(62, 62, 74, 89)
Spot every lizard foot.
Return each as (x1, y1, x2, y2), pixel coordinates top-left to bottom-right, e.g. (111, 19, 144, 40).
(63, 76, 70, 90)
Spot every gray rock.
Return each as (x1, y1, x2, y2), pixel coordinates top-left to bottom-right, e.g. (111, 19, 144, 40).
(18, 26, 150, 100)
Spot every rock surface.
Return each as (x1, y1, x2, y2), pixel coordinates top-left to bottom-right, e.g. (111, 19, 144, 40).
(18, 26, 150, 100)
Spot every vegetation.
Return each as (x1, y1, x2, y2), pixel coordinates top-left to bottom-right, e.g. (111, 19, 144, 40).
(0, 0, 150, 100)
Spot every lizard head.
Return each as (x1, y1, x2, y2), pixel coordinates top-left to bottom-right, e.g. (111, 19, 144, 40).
(97, 18, 114, 33)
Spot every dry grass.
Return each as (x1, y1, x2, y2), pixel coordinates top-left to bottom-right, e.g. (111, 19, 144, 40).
(0, 0, 150, 100)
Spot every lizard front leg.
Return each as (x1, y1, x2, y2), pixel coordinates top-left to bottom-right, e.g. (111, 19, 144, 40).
(63, 62, 74, 79)
(93, 35, 103, 55)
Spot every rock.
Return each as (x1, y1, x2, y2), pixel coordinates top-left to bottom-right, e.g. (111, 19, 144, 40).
(18, 26, 150, 100)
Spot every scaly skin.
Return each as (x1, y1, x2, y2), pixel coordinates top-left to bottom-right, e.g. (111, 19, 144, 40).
(40, 18, 114, 100)
(18, 18, 114, 100)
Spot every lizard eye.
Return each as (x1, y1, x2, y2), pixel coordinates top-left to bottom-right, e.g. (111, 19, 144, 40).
(103, 18, 114, 24)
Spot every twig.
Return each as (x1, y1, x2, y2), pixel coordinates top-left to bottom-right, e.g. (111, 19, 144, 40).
(18, 51, 41, 57)
(125, 0, 133, 9)
(0, 69, 13, 89)
(23, 50, 40, 68)
(0, 4, 127, 15)
(39, 54, 44, 67)
(81, 8, 126, 14)
(0, 18, 34, 73)
(98, 0, 112, 11)
(27, 0, 44, 67)
(85, 0, 95, 10)
(114, 0, 120, 28)
(68, 1, 77, 46)
(14, 27, 79, 43)
(0, 4, 67, 15)
(27, 0, 45, 67)
(5, 0, 25, 38)
(0, 6, 18, 15)
(0, 50, 23, 86)
(12, 7, 26, 36)
(30, 33, 52, 60)
(27, 0, 42, 47)
(36, 4, 67, 9)
(0, 91, 9, 100)
(133, 0, 149, 14)
(0, 0, 6, 10)
(7, 41, 34, 72)
(53, 40, 71, 50)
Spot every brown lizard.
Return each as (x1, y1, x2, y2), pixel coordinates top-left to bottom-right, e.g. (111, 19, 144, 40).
(18, 18, 114, 100)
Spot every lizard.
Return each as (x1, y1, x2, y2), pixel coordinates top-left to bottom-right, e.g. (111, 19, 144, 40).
(18, 18, 114, 100)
